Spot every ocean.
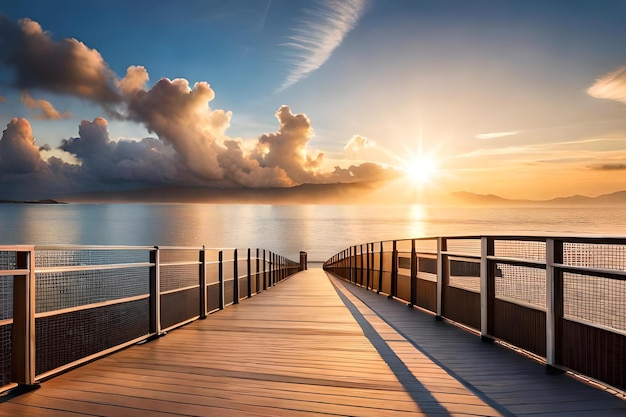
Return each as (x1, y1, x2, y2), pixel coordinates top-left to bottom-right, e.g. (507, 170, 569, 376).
(2, 203, 626, 262)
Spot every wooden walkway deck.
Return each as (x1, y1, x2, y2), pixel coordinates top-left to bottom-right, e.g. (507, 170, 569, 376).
(1, 269, 625, 416)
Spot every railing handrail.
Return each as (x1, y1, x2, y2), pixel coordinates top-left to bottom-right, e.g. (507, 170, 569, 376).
(324, 235, 626, 393)
(0, 244, 302, 393)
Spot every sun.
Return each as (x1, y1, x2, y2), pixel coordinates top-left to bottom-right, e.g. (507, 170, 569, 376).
(402, 155, 439, 184)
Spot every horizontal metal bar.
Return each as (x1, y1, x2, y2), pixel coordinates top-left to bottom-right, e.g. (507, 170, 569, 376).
(556, 264, 626, 280)
(487, 256, 547, 269)
(35, 294, 150, 318)
(0, 269, 29, 276)
(34, 245, 154, 251)
(35, 262, 154, 274)
(156, 246, 204, 250)
(448, 255, 482, 263)
(0, 245, 35, 251)
(441, 251, 481, 258)
(160, 285, 200, 296)
(159, 261, 201, 267)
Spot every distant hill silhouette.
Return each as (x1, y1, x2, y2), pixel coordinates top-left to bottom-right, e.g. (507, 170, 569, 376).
(57, 184, 626, 206)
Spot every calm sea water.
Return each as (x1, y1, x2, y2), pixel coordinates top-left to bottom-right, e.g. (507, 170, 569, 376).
(2, 203, 626, 261)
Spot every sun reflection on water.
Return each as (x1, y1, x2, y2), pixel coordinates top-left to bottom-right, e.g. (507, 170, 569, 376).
(407, 204, 427, 238)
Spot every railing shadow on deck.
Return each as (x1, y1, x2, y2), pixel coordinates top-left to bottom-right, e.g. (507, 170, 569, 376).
(0, 245, 301, 394)
(324, 235, 626, 394)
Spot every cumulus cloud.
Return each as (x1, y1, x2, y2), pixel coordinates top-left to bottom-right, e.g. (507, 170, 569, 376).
(59, 117, 194, 185)
(0, 15, 396, 199)
(344, 134, 369, 151)
(588, 65, 626, 104)
(0, 117, 45, 173)
(21, 91, 71, 120)
(0, 16, 120, 103)
(126, 77, 232, 180)
(252, 105, 324, 183)
(278, 0, 367, 91)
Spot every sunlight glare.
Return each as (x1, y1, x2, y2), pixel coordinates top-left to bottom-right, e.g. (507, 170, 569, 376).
(403, 155, 439, 184)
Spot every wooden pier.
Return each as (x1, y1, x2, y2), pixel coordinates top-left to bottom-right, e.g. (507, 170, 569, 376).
(1, 268, 624, 416)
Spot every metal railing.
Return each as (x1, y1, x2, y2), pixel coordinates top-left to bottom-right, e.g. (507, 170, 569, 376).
(324, 235, 626, 391)
(0, 245, 300, 392)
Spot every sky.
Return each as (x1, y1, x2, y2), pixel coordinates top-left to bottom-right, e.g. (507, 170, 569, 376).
(2, 0, 626, 201)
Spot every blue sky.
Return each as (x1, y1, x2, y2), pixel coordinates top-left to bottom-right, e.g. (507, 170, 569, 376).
(2, 0, 626, 200)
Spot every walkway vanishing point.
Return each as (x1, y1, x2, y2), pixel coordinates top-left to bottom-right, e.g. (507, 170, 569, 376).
(2, 268, 625, 417)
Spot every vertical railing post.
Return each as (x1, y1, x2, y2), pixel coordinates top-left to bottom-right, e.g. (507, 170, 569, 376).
(359, 244, 364, 286)
(390, 240, 398, 298)
(199, 247, 207, 319)
(436, 238, 447, 320)
(378, 241, 383, 294)
(12, 248, 36, 386)
(149, 246, 162, 336)
(263, 249, 267, 290)
(247, 248, 252, 298)
(256, 248, 260, 294)
(410, 239, 417, 307)
(267, 252, 274, 288)
(480, 237, 494, 340)
(348, 247, 352, 282)
(353, 246, 357, 283)
(233, 249, 239, 304)
(546, 238, 564, 371)
(218, 250, 224, 310)
(366, 243, 371, 290)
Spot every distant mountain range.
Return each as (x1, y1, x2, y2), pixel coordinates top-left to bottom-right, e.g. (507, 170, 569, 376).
(450, 190, 626, 206)
(40, 184, 626, 206)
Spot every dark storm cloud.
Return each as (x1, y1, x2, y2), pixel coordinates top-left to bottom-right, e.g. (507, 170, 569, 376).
(0, 16, 121, 103)
(59, 117, 196, 185)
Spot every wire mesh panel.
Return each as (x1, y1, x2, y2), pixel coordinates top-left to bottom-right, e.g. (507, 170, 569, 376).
(0, 251, 16, 270)
(0, 323, 11, 388)
(0, 275, 12, 321)
(415, 239, 437, 254)
(563, 242, 626, 271)
(161, 289, 200, 330)
(493, 262, 546, 356)
(563, 272, 625, 333)
(494, 239, 545, 262)
(495, 263, 546, 308)
(224, 279, 234, 305)
(0, 269, 11, 387)
(206, 283, 220, 312)
(206, 262, 219, 284)
(35, 298, 150, 376)
(36, 268, 150, 314)
(35, 248, 147, 268)
(159, 264, 199, 293)
(446, 238, 480, 256)
(159, 248, 200, 264)
(239, 276, 248, 300)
